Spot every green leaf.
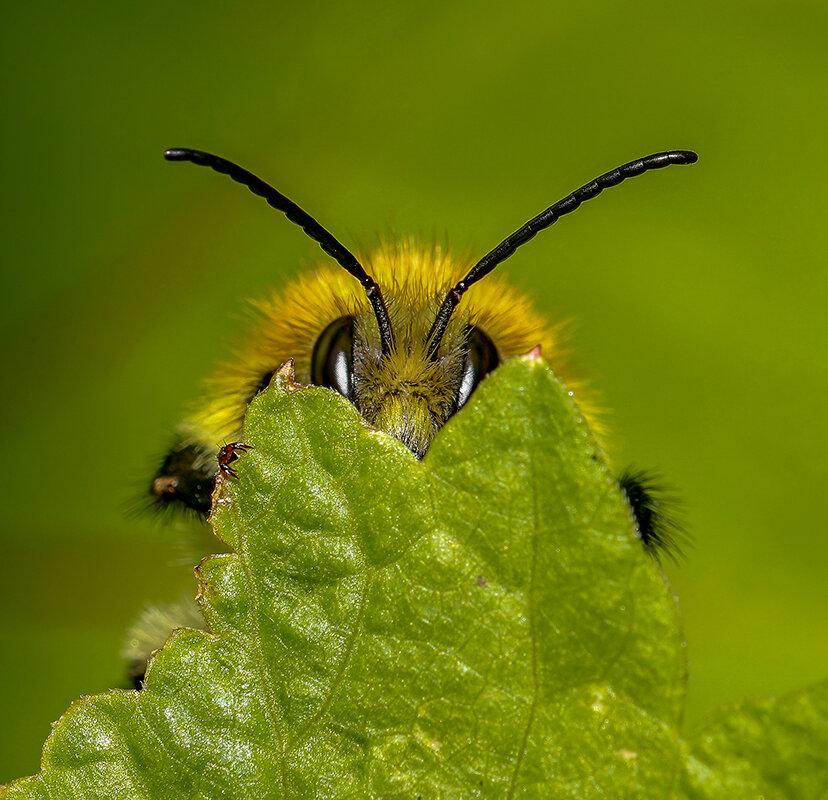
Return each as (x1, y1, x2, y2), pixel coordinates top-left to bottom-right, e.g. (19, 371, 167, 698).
(680, 681, 828, 799)
(3, 358, 687, 798)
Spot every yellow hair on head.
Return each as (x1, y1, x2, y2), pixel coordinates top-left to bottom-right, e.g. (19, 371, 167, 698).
(183, 239, 603, 455)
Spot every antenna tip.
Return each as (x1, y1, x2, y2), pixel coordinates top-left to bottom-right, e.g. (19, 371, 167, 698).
(164, 148, 192, 161)
(676, 150, 699, 164)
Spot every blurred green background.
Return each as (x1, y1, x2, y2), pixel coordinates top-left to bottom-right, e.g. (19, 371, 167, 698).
(2, 0, 827, 782)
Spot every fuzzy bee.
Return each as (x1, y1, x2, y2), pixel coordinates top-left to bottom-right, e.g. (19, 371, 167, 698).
(150, 147, 696, 559)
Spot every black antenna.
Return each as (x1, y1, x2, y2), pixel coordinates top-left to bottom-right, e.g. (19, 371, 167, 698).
(426, 150, 698, 357)
(164, 148, 394, 355)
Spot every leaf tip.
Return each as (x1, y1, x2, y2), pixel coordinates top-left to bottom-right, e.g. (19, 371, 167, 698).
(274, 357, 303, 393)
(523, 344, 543, 361)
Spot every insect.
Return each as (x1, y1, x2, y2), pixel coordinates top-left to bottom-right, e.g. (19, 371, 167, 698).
(217, 442, 254, 478)
(151, 147, 697, 558)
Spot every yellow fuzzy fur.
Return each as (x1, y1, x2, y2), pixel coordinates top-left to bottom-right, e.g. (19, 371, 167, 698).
(182, 239, 603, 452)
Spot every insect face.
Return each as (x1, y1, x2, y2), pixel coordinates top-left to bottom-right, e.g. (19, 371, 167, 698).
(313, 282, 500, 457)
(176, 240, 558, 473)
(150, 147, 696, 561)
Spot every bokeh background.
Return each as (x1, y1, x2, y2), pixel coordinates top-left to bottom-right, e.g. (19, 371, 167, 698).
(2, 0, 827, 782)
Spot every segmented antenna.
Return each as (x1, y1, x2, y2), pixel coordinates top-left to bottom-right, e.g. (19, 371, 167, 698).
(426, 150, 698, 357)
(164, 148, 394, 355)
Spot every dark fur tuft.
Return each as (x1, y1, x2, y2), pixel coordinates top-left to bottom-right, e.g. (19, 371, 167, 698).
(149, 442, 215, 517)
(618, 468, 687, 563)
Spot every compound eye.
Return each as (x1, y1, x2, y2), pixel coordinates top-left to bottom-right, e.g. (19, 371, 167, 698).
(311, 316, 354, 399)
(457, 326, 500, 409)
